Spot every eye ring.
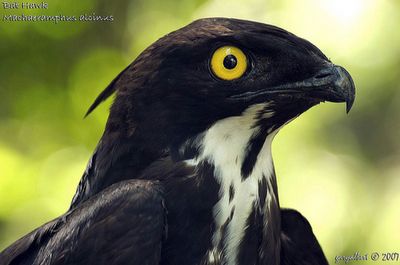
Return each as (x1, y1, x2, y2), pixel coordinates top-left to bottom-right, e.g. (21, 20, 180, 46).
(210, 46, 248, 80)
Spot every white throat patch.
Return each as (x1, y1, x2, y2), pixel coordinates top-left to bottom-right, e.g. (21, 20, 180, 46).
(184, 103, 278, 265)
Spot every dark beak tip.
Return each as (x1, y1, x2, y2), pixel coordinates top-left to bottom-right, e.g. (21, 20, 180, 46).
(345, 87, 355, 113)
(334, 65, 356, 114)
(346, 99, 354, 114)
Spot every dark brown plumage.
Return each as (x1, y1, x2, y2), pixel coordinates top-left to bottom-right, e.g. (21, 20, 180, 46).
(0, 18, 354, 265)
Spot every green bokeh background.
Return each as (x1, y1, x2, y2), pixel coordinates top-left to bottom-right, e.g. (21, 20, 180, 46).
(0, 0, 399, 263)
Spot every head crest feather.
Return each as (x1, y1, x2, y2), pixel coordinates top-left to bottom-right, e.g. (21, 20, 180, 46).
(84, 65, 130, 117)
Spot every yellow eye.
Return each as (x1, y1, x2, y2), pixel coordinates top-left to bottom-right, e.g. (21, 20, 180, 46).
(210, 46, 248, 80)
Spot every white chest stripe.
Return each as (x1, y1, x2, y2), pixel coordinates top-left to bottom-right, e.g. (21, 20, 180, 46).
(185, 103, 277, 265)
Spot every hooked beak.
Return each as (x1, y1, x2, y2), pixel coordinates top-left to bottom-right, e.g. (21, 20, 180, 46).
(230, 64, 356, 113)
(301, 65, 355, 113)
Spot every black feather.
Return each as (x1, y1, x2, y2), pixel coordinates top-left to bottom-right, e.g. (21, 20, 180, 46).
(84, 64, 131, 117)
(1, 17, 354, 265)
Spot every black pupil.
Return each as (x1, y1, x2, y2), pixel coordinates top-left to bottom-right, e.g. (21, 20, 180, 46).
(223, 54, 237, 69)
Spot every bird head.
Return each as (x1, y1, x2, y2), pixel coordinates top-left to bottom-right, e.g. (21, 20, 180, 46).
(88, 18, 355, 158)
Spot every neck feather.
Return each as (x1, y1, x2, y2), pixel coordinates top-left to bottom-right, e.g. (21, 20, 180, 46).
(183, 103, 281, 264)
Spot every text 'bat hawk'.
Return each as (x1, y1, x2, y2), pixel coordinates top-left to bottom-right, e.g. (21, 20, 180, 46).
(0, 18, 355, 265)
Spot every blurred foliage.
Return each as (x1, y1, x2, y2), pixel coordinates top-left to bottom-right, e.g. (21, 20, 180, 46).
(0, 0, 399, 263)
